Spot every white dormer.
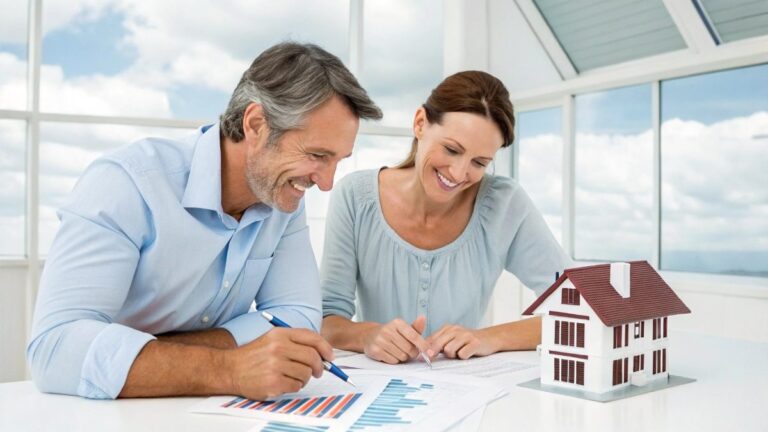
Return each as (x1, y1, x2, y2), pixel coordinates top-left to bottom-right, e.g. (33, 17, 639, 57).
(610, 262, 631, 298)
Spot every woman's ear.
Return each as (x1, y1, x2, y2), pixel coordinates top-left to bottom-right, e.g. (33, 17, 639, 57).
(412, 107, 427, 139)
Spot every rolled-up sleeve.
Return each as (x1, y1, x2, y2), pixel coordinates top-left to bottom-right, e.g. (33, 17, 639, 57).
(221, 202, 322, 346)
(27, 161, 156, 399)
(319, 178, 359, 320)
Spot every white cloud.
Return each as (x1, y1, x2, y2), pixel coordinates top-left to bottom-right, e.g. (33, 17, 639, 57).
(517, 112, 768, 262)
(0, 53, 27, 110)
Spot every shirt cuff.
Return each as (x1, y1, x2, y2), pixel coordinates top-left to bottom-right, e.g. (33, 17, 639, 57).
(220, 311, 272, 347)
(77, 323, 156, 399)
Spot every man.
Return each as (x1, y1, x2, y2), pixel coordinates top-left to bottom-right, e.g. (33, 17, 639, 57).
(27, 42, 382, 400)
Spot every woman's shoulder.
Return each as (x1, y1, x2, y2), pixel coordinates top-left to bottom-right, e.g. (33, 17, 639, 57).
(477, 175, 535, 223)
(331, 169, 380, 207)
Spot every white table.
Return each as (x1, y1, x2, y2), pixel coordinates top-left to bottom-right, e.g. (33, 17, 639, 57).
(1, 331, 766, 432)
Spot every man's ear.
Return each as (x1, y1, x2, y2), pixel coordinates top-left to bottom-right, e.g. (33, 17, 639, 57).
(243, 102, 266, 139)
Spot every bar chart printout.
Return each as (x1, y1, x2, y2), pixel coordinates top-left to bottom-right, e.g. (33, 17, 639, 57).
(222, 392, 362, 419)
(188, 374, 389, 430)
(260, 372, 504, 432)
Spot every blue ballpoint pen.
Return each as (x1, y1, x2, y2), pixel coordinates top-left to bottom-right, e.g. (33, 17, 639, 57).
(260, 311, 356, 387)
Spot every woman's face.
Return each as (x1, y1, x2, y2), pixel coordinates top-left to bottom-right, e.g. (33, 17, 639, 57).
(413, 110, 504, 203)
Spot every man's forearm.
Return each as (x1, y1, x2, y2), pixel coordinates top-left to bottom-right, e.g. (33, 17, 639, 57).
(119, 340, 233, 398)
(156, 328, 237, 349)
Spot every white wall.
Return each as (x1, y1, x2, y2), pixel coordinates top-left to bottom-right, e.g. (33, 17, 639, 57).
(0, 264, 29, 382)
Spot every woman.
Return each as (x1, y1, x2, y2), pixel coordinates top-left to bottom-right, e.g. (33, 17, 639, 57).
(320, 71, 570, 364)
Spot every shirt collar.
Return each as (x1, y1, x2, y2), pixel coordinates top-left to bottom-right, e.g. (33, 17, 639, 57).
(181, 123, 274, 228)
(181, 123, 225, 214)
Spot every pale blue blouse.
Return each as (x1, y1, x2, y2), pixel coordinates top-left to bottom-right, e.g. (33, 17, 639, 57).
(321, 169, 571, 335)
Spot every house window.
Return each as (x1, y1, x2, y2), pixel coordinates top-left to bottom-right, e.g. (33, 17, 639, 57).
(612, 358, 629, 385)
(613, 325, 629, 348)
(634, 322, 641, 338)
(633, 354, 645, 372)
(554, 358, 585, 386)
(653, 318, 666, 340)
(561, 288, 580, 305)
(653, 349, 667, 374)
(556, 320, 584, 347)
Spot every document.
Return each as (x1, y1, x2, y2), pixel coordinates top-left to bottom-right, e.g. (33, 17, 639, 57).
(188, 373, 389, 431)
(334, 350, 537, 378)
(245, 370, 506, 432)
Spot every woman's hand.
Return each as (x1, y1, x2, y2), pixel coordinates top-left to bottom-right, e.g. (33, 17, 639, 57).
(362, 316, 433, 364)
(427, 324, 497, 360)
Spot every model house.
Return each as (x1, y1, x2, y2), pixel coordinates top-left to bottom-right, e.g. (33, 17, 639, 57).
(523, 261, 691, 395)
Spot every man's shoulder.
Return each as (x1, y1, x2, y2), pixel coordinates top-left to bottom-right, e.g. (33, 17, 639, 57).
(104, 133, 197, 177)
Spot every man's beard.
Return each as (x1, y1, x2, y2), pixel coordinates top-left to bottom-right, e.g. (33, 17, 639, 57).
(245, 146, 289, 212)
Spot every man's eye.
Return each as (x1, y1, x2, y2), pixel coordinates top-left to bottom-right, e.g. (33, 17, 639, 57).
(309, 153, 326, 160)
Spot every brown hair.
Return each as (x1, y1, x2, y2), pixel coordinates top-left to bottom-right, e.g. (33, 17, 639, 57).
(395, 70, 515, 169)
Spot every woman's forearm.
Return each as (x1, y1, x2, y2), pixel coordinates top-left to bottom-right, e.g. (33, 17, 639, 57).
(321, 315, 381, 352)
(479, 315, 542, 352)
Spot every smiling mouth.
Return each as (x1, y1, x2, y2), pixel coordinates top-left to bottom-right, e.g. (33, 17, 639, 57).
(288, 179, 313, 193)
(435, 169, 459, 189)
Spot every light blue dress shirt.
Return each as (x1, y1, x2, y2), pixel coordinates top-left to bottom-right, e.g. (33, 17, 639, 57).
(321, 169, 571, 336)
(28, 123, 321, 399)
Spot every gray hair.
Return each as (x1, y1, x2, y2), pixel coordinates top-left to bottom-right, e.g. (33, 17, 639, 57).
(220, 42, 382, 144)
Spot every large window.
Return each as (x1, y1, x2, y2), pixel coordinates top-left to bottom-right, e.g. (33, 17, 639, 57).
(40, 0, 349, 120)
(38, 123, 195, 255)
(517, 108, 564, 242)
(661, 64, 768, 277)
(361, 0, 443, 127)
(0, 0, 27, 110)
(574, 84, 654, 262)
(306, 135, 412, 260)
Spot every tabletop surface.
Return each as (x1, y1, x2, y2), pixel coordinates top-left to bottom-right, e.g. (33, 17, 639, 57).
(2, 331, 766, 432)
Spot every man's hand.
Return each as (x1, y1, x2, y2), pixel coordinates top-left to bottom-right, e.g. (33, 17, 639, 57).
(362, 316, 433, 364)
(427, 324, 496, 360)
(227, 327, 334, 400)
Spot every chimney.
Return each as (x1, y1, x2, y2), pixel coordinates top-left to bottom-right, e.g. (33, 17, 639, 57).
(610, 262, 631, 298)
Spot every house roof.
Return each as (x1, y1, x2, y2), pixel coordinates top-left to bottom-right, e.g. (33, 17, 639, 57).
(522, 261, 690, 326)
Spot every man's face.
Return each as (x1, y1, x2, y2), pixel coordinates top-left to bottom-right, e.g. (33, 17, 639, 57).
(245, 96, 359, 213)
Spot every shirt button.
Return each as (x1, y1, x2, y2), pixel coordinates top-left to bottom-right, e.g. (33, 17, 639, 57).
(422, 262, 429, 270)
(421, 283, 428, 290)
(420, 300, 427, 307)
(201, 316, 210, 323)
(223, 280, 230, 288)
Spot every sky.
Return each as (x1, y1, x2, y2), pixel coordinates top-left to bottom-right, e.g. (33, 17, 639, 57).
(517, 77, 768, 276)
(0, 0, 765, 277)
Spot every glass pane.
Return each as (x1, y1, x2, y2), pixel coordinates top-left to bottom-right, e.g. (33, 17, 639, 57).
(304, 134, 412, 262)
(40, 0, 348, 120)
(39, 123, 196, 255)
(305, 134, 411, 220)
(517, 108, 563, 243)
(661, 64, 768, 277)
(0, 120, 26, 256)
(574, 84, 653, 261)
(0, 0, 27, 110)
(362, 0, 443, 127)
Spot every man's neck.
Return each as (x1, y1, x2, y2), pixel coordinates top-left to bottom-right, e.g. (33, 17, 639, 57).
(220, 135, 259, 220)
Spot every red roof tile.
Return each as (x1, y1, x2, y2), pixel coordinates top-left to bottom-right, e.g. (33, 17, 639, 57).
(523, 261, 690, 326)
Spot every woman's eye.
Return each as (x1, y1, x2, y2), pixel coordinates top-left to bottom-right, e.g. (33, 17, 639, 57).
(444, 146, 458, 155)
(474, 160, 487, 168)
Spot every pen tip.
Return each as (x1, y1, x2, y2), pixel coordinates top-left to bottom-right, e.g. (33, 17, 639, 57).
(346, 378, 357, 388)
